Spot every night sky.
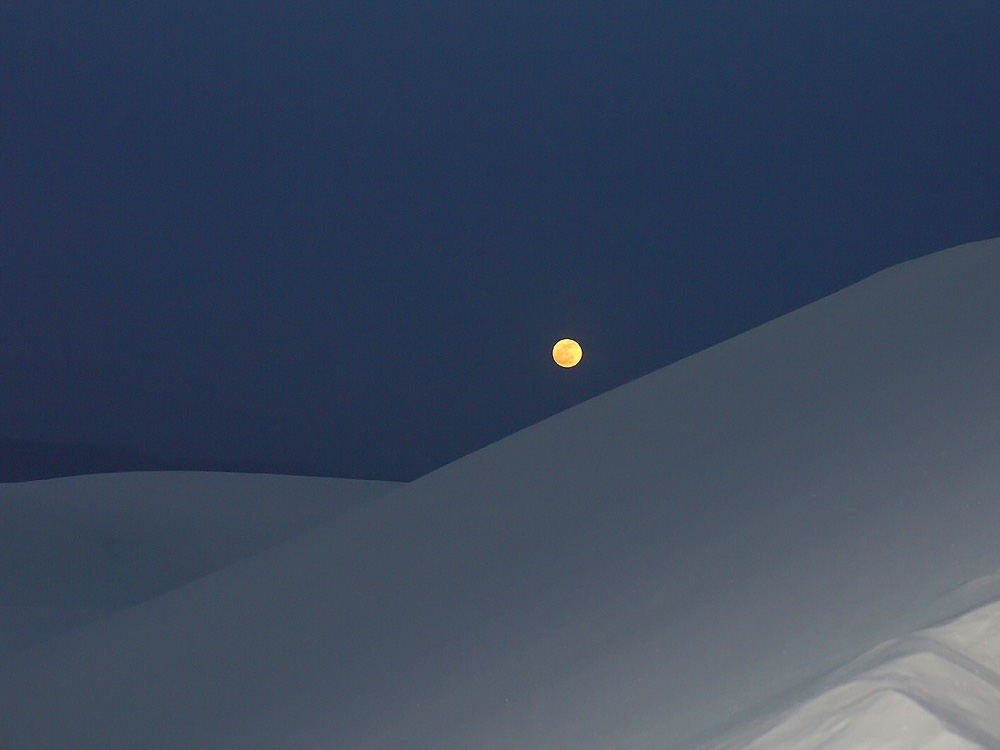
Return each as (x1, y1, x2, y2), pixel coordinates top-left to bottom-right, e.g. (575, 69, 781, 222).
(3, 3, 999, 481)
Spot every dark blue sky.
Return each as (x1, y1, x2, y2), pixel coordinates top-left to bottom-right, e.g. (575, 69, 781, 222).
(3, 2, 999, 480)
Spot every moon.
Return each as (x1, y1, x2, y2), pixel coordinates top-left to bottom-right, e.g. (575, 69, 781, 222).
(552, 338, 583, 368)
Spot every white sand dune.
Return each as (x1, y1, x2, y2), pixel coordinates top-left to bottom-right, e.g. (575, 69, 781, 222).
(0, 471, 399, 656)
(1, 238, 999, 748)
(706, 598, 1000, 749)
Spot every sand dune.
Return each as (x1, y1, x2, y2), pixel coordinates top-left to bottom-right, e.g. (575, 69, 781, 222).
(2, 238, 999, 748)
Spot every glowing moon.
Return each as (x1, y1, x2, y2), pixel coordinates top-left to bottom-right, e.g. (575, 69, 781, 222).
(552, 338, 583, 368)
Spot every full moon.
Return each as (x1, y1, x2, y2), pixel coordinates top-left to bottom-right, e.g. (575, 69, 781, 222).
(552, 338, 583, 368)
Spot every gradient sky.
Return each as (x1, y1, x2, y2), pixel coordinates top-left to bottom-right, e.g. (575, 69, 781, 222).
(3, 2, 999, 480)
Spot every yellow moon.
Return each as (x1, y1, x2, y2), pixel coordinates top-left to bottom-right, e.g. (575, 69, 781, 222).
(552, 338, 583, 368)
